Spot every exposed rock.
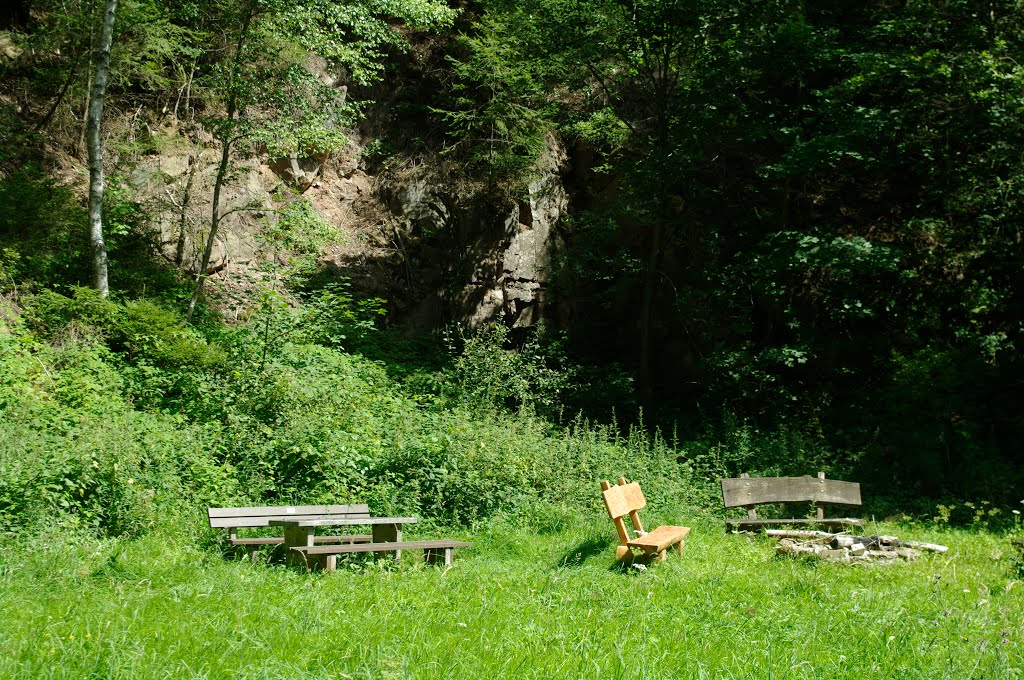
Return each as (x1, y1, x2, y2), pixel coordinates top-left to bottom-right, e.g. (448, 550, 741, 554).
(125, 115, 571, 329)
(0, 33, 22, 60)
(269, 153, 325, 191)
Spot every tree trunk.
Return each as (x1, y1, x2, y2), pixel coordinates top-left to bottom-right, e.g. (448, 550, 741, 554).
(185, 4, 254, 319)
(174, 155, 197, 266)
(86, 0, 119, 298)
(186, 139, 232, 318)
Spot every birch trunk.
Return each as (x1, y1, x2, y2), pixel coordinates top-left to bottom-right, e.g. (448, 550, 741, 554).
(86, 0, 119, 298)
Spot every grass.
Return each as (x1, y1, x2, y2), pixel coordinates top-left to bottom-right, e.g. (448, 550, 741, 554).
(1, 513, 1021, 679)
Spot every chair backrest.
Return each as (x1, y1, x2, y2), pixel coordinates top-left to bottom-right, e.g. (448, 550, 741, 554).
(601, 480, 646, 520)
(208, 504, 371, 529)
(601, 478, 649, 546)
(721, 473, 861, 509)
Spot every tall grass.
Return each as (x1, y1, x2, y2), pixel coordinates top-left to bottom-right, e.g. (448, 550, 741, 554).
(1, 518, 1020, 679)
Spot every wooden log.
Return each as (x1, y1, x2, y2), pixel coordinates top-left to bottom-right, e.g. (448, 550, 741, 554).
(766, 529, 834, 540)
(897, 540, 947, 554)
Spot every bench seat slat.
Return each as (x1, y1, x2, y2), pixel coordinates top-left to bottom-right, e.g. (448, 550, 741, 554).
(292, 539, 472, 556)
(628, 526, 690, 553)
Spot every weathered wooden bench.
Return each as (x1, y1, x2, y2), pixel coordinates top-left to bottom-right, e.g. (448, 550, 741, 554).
(601, 477, 690, 563)
(721, 472, 866, 532)
(207, 504, 373, 554)
(291, 539, 473, 571)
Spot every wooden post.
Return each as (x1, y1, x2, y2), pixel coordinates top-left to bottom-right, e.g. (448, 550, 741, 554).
(741, 473, 757, 521)
(602, 480, 631, 546)
(284, 526, 314, 566)
(618, 477, 646, 534)
(373, 523, 402, 561)
(816, 472, 826, 521)
(425, 547, 454, 567)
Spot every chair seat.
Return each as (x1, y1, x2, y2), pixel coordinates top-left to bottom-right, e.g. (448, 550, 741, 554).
(628, 525, 690, 553)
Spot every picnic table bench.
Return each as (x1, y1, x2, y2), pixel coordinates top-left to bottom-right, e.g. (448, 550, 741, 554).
(207, 504, 375, 554)
(208, 504, 471, 571)
(721, 472, 866, 532)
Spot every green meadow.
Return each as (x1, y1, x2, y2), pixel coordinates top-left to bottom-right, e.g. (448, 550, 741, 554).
(2, 516, 1020, 679)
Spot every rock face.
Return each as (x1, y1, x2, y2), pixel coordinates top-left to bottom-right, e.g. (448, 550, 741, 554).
(130, 140, 265, 276)
(500, 136, 569, 329)
(375, 133, 569, 330)
(131, 120, 570, 331)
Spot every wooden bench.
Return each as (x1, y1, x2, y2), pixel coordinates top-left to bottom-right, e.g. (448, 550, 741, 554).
(207, 505, 373, 554)
(291, 539, 473, 571)
(601, 477, 690, 563)
(721, 472, 866, 532)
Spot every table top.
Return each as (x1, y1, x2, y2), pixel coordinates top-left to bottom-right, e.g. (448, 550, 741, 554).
(268, 517, 417, 527)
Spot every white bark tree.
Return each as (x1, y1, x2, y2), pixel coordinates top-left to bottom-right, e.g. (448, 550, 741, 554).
(86, 0, 119, 298)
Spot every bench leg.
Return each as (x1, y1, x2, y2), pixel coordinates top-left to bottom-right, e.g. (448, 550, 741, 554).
(294, 553, 337, 572)
(284, 527, 315, 566)
(372, 523, 402, 561)
(425, 547, 454, 567)
(675, 540, 685, 557)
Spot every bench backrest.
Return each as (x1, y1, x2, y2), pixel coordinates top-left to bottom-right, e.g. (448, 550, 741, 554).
(208, 504, 371, 529)
(601, 477, 649, 546)
(601, 480, 646, 520)
(721, 473, 861, 509)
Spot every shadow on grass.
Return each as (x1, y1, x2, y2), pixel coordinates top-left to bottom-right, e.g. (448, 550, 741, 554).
(556, 535, 610, 569)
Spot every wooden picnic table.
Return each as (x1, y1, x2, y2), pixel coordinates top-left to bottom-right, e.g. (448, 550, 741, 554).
(269, 516, 417, 563)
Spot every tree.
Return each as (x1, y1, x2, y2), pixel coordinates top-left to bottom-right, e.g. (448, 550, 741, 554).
(86, 0, 119, 298)
(185, 0, 457, 318)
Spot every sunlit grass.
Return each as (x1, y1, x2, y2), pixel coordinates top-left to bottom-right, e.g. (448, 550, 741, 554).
(1, 515, 1020, 679)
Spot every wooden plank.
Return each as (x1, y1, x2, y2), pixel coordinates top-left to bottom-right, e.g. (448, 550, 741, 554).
(628, 525, 690, 553)
(601, 481, 646, 519)
(211, 513, 372, 528)
(721, 476, 861, 508)
(208, 504, 370, 518)
(601, 481, 630, 544)
(294, 540, 472, 556)
(267, 517, 416, 527)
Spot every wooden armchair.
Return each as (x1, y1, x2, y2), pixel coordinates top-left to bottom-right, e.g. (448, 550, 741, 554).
(601, 477, 690, 563)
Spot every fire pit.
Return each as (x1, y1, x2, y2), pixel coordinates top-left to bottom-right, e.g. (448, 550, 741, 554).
(767, 529, 948, 563)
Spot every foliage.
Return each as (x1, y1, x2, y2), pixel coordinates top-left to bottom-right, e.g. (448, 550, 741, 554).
(464, 0, 1024, 498)
(434, 16, 553, 191)
(440, 321, 571, 419)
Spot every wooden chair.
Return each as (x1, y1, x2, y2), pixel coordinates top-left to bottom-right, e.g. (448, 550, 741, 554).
(601, 477, 690, 563)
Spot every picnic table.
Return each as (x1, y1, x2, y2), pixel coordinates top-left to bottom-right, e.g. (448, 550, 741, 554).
(269, 516, 417, 563)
